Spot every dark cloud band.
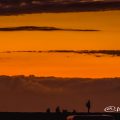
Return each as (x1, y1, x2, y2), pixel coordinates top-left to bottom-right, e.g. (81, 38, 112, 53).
(1, 50, 120, 57)
(0, 1, 120, 15)
(0, 26, 100, 32)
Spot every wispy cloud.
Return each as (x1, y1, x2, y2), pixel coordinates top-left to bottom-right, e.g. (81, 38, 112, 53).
(0, 26, 100, 32)
(1, 50, 120, 57)
(48, 50, 120, 57)
(0, 1, 120, 15)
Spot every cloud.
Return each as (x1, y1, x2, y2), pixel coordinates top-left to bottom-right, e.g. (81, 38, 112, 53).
(0, 1, 120, 15)
(0, 75, 120, 112)
(1, 50, 120, 57)
(0, 26, 100, 32)
(48, 50, 120, 56)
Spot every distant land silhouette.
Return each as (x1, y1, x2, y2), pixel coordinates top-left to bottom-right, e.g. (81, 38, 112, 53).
(0, 111, 119, 120)
(0, 103, 119, 120)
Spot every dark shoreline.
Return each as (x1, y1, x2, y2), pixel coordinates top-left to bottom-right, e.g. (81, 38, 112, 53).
(0, 112, 119, 120)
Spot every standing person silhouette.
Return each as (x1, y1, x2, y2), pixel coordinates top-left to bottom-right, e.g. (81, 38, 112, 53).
(86, 100, 91, 113)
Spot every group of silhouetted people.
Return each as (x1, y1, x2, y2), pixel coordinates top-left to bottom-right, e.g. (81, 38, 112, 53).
(46, 100, 92, 113)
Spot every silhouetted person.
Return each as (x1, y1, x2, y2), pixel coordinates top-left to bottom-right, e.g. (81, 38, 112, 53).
(86, 100, 91, 113)
(46, 108, 51, 113)
(55, 106, 61, 113)
(72, 109, 76, 114)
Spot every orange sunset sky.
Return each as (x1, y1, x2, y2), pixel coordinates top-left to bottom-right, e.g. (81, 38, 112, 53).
(0, 0, 120, 78)
(0, 10, 120, 78)
(0, 11, 120, 50)
(0, 0, 120, 112)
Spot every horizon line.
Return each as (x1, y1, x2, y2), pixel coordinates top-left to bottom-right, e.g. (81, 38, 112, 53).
(0, 74, 120, 80)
